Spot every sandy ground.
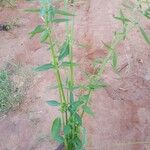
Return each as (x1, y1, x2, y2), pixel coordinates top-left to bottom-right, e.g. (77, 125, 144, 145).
(0, 0, 150, 150)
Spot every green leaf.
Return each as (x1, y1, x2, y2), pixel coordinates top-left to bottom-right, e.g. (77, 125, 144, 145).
(40, 30, 49, 42)
(51, 18, 70, 23)
(81, 127, 87, 147)
(70, 91, 74, 104)
(114, 10, 131, 25)
(60, 62, 77, 68)
(74, 137, 82, 149)
(112, 51, 117, 70)
(71, 100, 84, 112)
(55, 9, 75, 16)
(74, 113, 82, 125)
(25, 8, 40, 13)
(58, 41, 70, 61)
(64, 124, 71, 135)
(102, 41, 113, 52)
(87, 83, 106, 90)
(79, 94, 90, 103)
(139, 26, 150, 45)
(47, 100, 60, 106)
(55, 135, 64, 143)
(33, 63, 55, 71)
(82, 105, 94, 116)
(30, 25, 45, 38)
(143, 10, 150, 19)
(51, 117, 61, 139)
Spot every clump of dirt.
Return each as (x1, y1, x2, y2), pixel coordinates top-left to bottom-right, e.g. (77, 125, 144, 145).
(0, 0, 16, 7)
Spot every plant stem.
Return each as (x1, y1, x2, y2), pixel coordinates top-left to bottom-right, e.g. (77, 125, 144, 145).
(81, 90, 92, 118)
(47, 26, 68, 127)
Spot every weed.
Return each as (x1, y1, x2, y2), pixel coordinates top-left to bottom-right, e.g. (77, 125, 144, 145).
(26, 0, 150, 149)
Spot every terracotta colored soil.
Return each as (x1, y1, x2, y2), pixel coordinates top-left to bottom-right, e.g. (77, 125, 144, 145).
(0, 0, 150, 150)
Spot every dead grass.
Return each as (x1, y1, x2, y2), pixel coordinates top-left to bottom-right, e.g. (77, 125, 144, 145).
(0, 60, 33, 115)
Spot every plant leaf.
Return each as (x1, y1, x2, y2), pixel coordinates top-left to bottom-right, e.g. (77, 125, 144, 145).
(55, 135, 64, 143)
(55, 9, 75, 16)
(139, 26, 150, 45)
(52, 18, 70, 23)
(51, 118, 62, 139)
(47, 100, 60, 106)
(33, 63, 55, 71)
(25, 8, 40, 13)
(70, 91, 74, 104)
(81, 127, 87, 147)
(79, 94, 90, 103)
(74, 137, 82, 149)
(82, 105, 94, 116)
(30, 25, 45, 38)
(74, 113, 82, 125)
(58, 41, 70, 61)
(60, 62, 77, 68)
(112, 51, 117, 70)
(40, 30, 49, 42)
(64, 124, 71, 135)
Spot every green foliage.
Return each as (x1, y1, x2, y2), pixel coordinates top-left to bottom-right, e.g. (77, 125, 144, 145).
(139, 26, 150, 45)
(33, 63, 55, 71)
(51, 117, 64, 143)
(27, 0, 150, 149)
(47, 100, 60, 106)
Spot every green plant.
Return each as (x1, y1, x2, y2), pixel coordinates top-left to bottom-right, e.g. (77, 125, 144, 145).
(26, 0, 150, 149)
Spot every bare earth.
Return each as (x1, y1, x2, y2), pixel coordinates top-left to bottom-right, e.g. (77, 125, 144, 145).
(0, 0, 150, 150)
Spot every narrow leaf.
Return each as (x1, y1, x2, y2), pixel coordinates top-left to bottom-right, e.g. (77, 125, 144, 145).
(139, 26, 150, 45)
(40, 30, 49, 42)
(52, 18, 70, 23)
(30, 25, 45, 38)
(81, 127, 87, 147)
(55, 136, 64, 143)
(33, 63, 55, 71)
(25, 8, 40, 13)
(70, 91, 74, 104)
(74, 137, 82, 149)
(79, 94, 90, 103)
(112, 51, 117, 70)
(60, 62, 77, 68)
(47, 100, 60, 106)
(74, 113, 82, 125)
(55, 9, 75, 16)
(58, 41, 70, 61)
(82, 105, 94, 116)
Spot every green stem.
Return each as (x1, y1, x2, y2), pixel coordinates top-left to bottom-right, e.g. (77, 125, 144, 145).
(47, 26, 68, 128)
(81, 90, 92, 118)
